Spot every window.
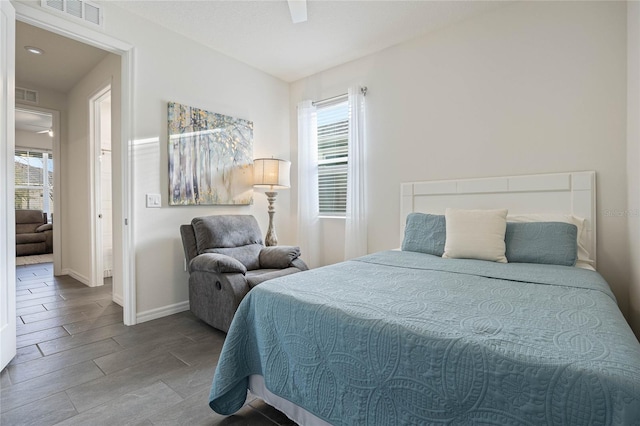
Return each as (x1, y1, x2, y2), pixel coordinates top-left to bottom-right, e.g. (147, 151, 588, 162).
(317, 97, 349, 216)
(14, 149, 54, 220)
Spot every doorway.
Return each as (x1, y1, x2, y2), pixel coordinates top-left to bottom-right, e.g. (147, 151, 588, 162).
(14, 20, 119, 292)
(1, 0, 135, 372)
(13, 3, 136, 327)
(14, 106, 61, 270)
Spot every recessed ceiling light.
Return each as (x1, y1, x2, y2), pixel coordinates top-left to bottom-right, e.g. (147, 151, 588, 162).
(24, 46, 45, 55)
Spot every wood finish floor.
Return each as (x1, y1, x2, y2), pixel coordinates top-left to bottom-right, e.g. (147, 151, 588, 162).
(1, 262, 294, 426)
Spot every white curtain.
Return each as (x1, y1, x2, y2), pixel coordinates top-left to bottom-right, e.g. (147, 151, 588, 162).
(344, 86, 367, 260)
(297, 100, 320, 268)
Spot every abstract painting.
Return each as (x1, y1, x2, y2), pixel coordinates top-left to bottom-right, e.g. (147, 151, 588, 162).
(168, 102, 253, 205)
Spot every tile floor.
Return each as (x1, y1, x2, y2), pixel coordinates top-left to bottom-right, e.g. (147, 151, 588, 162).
(1, 262, 294, 426)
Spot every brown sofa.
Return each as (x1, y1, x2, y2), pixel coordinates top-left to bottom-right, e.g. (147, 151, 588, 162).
(16, 209, 53, 256)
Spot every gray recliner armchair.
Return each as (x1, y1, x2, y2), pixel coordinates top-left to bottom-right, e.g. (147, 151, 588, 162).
(180, 215, 308, 332)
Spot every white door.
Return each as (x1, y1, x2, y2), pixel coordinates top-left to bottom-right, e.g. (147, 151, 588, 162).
(91, 85, 112, 287)
(0, 0, 16, 370)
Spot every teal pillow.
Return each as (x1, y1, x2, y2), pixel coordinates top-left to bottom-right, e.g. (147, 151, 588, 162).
(401, 213, 446, 256)
(505, 222, 578, 266)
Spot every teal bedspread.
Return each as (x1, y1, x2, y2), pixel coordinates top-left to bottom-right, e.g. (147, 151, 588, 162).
(209, 251, 640, 425)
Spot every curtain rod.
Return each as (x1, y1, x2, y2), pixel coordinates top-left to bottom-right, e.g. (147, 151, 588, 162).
(312, 86, 367, 106)
(312, 93, 347, 107)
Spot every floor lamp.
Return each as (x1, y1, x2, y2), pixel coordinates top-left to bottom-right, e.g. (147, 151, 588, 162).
(253, 158, 291, 246)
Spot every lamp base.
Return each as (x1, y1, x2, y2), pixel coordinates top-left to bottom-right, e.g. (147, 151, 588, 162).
(265, 191, 278, 246)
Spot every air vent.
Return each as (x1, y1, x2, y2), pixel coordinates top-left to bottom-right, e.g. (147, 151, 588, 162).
(16, 87, 39, 104)
(41, 0, 103, 27)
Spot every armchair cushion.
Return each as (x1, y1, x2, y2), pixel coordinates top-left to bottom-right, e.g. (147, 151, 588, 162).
(259, 246, 301, 269)
(16, 233, 47, 244)
(204, 244, 263, 270)
(246, 267, 304, 288)
(190, 253, 247, 275)
(16, 209, 46, 236)
(192, 215, 263, 254)
(36, 223, 53, 232)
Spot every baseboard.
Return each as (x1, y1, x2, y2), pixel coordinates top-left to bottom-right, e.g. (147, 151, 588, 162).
(60, 268, 90, 286)
(112, 293, 123, 307)
(136, 300, 190, 324)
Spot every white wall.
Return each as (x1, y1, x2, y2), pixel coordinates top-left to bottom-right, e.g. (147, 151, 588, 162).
(98, 5, 291, 316)
(15, 84, 66, 113)
(627, 1, 640, 340)
(291, 2, 634, 329)
(65, 53, 120, 286)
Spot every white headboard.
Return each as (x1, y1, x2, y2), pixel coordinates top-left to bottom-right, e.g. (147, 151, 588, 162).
(400, 171, 596, 265)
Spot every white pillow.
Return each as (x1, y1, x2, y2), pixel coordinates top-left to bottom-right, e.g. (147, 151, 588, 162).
(506, 213, 594, 270)
(443, 208, 508, 263)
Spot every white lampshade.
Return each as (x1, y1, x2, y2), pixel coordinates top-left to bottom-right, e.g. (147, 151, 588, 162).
(253, 158, 291, 189)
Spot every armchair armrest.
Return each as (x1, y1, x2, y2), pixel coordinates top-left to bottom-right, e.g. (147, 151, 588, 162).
(259, 246, 301, 269)
(36, 223, 53, 232)
(291, 257, 309, 271)
(189, 253, 247, 275)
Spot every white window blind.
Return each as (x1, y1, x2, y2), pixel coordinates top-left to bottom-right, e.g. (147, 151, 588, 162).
(317, 97, 349, 216)
(14, 150, 54, 219)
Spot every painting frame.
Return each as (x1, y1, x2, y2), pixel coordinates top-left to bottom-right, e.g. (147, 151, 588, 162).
(168, 102, 253, 206)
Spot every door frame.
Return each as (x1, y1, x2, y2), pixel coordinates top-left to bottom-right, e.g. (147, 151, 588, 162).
(14, 2, 137, 325)
(1, 0, 16, 371)
(89, 84, 111, 288)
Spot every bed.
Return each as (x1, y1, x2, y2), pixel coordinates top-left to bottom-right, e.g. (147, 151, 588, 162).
(209, 172, 640, 425)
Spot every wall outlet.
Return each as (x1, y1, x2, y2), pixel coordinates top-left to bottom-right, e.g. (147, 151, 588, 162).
(146, 193, 161, 208)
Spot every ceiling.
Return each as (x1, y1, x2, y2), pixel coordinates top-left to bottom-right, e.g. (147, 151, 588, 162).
(16, 20, 109, 93)
(12, 1, 508, 165)
(15, 21, 109, 131)
(15, 108, 52, 133)
(110, 0, 506, 82)
(14, 1, 506, 92)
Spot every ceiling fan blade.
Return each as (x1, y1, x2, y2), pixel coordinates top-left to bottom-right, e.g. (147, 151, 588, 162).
(287, 0, 307, 23)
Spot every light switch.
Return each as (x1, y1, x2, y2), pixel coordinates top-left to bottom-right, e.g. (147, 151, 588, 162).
(146, 193, 161, 208)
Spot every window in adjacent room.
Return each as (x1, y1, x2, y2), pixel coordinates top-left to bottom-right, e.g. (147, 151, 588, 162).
(316, 95, 349, 217)
(14, 149, 54, 221)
